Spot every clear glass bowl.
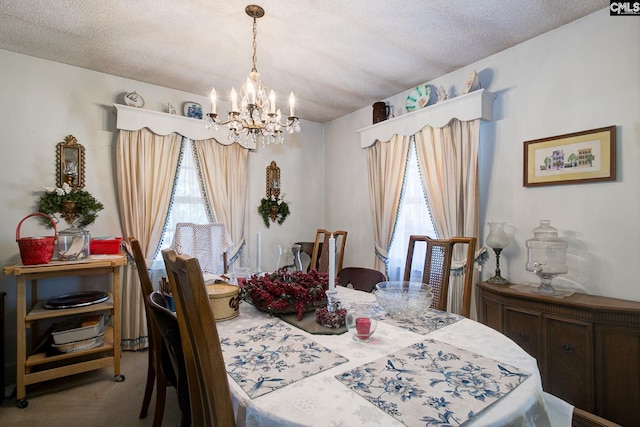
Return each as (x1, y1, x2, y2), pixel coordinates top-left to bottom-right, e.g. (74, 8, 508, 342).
(374, 281, 434, 320)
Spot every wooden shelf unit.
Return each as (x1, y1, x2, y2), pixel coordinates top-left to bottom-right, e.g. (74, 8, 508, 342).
(3, 255, 125, 407)
(478, 281, 640, 427)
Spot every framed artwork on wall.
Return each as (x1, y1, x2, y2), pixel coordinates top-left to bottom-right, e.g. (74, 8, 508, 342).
(523, 126, 616, 187)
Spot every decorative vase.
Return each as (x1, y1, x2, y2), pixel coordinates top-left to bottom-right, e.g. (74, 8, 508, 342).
(276, 244, 303, 273)
(269, 206, 280, 222)
(57, 227, 91, 261)
(60, 200, 80, 225)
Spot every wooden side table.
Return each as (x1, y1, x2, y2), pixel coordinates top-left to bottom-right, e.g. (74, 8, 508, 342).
(3, 255, 126, 408)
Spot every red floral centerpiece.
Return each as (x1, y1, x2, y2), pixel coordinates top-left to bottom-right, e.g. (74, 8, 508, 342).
(241, 269, 328, 320)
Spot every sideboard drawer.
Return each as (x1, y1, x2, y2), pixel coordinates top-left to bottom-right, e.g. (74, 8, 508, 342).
(504, 307, 542, 362)
(545, 315, 594, 412)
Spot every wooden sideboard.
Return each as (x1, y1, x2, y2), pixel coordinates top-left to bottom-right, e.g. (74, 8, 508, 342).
(478, 281, 640, 427)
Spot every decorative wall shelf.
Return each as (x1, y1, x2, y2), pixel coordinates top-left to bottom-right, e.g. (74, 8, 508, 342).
(114, 104, 255, 148)
(357, 89, 496, 148)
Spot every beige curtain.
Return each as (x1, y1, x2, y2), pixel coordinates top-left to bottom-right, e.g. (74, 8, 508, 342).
(192, 139, 248, 267)
(366, 135, 411, 272)
(116, 128, 182, 350)
(414, 119, 480, 318)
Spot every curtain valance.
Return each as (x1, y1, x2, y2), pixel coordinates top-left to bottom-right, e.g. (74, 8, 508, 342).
(357, 89, 495, 148)
(114, 104, 255, 148)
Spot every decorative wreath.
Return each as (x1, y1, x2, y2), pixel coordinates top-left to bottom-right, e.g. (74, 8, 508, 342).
(258, 197, 290, 228)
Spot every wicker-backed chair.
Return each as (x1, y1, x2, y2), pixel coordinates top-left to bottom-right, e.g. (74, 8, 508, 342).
(162, 249, 235, 427)
(403, 235, 476, 318)
(337, 267, 386, 293)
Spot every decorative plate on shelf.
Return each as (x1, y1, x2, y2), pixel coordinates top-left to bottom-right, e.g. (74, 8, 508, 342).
(124, 91, 145, 108)
(183, 102, 203, 119)
(463, 70, 481, 94)
(405, 85, 431, 111)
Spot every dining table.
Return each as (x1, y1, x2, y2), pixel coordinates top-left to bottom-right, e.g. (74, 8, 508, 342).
(214, 285, 570, 427)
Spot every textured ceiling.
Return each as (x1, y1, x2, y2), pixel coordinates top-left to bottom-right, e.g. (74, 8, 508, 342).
(0, 1, 607, 123)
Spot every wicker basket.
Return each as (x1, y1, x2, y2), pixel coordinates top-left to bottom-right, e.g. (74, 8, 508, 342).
(16, 213, 57, 265)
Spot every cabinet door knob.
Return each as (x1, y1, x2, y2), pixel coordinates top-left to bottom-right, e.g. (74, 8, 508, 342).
(518, 331, 529, 341)
(561, 343, 574, 353)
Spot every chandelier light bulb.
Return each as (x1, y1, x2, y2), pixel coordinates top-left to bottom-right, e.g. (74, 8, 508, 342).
(246, 77, 255, 104)
(289, 92, 295, 117)
(209, 87, 217, 114)
(230, 88, 238, 112)
(269, 89, 276, 114)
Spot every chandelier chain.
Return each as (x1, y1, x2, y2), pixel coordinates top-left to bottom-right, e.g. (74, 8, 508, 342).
(251, 15, 258, 73)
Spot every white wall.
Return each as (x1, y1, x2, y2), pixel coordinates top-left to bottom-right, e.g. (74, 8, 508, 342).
(0, 49, 324, 380)
(324, 9, 640, 302)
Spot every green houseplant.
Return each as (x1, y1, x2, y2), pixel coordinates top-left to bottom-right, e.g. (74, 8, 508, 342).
(37, 183, 104, 228)
(258, 196, 290, 228)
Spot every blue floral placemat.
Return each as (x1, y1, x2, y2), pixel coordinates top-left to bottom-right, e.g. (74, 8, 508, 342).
(219, 319, 348, 398)
(335, 338, 531, 426)
(364, 304, 463, 335)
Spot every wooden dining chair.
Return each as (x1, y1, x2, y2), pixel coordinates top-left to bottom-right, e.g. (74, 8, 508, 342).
(162, 249, 235, 427)
(129, 237, 170, 427)
(403, 235, 477, 318)
(337, 267, 386, 293)
(146, 290, 191, 427)
(310, 229, 347, 274)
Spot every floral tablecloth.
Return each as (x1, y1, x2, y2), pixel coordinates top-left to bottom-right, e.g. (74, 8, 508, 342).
(216, 286, 558, 427)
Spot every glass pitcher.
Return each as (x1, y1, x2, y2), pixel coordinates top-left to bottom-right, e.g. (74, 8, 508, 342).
(276, 243, 303, 273)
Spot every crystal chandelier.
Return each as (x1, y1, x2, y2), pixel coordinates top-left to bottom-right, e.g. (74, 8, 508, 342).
(206, 5, 301, 147)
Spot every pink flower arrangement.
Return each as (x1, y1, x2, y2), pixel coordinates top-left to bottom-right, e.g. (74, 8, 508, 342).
(242, 269, 328, 320)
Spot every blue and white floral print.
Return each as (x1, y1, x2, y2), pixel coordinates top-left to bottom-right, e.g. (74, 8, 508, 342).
(219, 320, 348, 398)
(336, 338, 530, 427)
(362, 302, 463, 335)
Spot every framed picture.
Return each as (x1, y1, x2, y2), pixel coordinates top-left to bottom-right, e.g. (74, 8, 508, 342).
(523, 126, 616, 187)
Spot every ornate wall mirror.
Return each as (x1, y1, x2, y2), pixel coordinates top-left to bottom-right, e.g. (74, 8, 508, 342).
(56, 135, 85, 189)
(266, 161, 280, 199)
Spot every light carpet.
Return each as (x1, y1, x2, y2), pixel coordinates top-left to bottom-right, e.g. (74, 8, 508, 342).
(0, 350, 182, 426)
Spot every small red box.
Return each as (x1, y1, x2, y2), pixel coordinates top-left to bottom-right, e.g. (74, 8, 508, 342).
(90, 237, 123, 254)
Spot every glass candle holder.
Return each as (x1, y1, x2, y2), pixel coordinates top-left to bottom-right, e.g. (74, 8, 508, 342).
(345, 303, 378, 342)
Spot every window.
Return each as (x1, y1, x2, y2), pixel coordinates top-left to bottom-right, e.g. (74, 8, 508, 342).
(154, 139, 208, 261)
(387, 140, 438, 281)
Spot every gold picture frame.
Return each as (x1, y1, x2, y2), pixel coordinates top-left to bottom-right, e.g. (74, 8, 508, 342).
(523, 126, 616, 187)
(56, 135, 85, 189)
